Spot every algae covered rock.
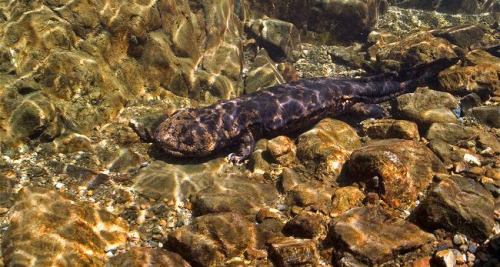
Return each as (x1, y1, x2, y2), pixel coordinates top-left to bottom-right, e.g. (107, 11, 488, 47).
(2, 187, 129, 267)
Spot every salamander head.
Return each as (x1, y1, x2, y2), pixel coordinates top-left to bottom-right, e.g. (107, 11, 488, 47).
(154, 108, 217, 157)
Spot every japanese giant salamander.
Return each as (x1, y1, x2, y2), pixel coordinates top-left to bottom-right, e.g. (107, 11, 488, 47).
(154, 57, 458, 163)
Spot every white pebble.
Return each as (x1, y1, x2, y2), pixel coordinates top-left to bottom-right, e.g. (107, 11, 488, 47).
(106, 251, 114, 258)
(55, 182, 64, 189)
(463, 153, 481, 166)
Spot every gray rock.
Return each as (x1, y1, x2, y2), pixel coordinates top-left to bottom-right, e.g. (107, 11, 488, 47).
(330, 206, 435, 265)
(245, 18, 300, 61)
(468, 106, 500, 128)
(431, 24, 485, 48)
(244, 49, 285, 94)
(391, 87, 459, 129)
(411, 176, 495, 241)
(426, 123, 480, 144)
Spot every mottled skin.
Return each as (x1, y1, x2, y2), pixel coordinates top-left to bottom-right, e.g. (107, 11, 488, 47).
(155, 58, 458, 163)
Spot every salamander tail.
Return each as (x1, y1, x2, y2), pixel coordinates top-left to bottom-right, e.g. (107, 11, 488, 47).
(396, 57, 459, 88)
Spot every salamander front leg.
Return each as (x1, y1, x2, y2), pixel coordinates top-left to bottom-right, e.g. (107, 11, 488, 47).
(227, 131, 255, 164)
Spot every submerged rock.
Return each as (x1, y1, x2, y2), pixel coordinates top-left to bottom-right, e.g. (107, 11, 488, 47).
(411, 176, 495, 241)
(391, 87, 459, 129)
(348, 139, 444, 208)
(268, 237, 320, 267)
(106, 247, 189, 267)
(376, 31, 457, 72)
(166, 212, 257, 266)
(245, 18, 301, 61)
(438, 64, 499, 99)
(246, 0, 384, 44)
(244, 49, 285, 94)
(361, 119, 420, 140)
(2, 187, 129, 267)
(330, 206, 435, 265)
(296, 118, 361, 183)
(467, 106, 500, 128)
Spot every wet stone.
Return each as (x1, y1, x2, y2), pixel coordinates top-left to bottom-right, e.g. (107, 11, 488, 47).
(296, 118, 361, 183)
(107, 148, 142, 174)
(460, 93, 482, 114)
(245, 18, 300, 61)
(8, 92, 58, 140)
(134, 159, 278, 216)
(376, 31, 456, 72)
(52, 133, 93, 153)
(411, 175, 495, 241)
(361, 119, 420, 140)
(330, 186, 365, 218)
(286, 183, 336, 214)
(267, 135, 297, 166)
(330, 206, 435, 265)
(438, 64, 499, 99)
(466, 49, 500, 74)
(430, 24, 485, 48)
(244, 48, 285, 94)
(192, 176, 279, 216)
(391, 87, 459, 129)
(268, 237, 320, 267)
(347, 139, 444, 208)
(434, 249, 457, 267)
(426, 123, 480, 144)
(282, 211, 327, 239)
(106, 247, 190, 267)
(166, 212, 257, 267)
(2, 187, 129, 267)
(467, 106, 500, 128)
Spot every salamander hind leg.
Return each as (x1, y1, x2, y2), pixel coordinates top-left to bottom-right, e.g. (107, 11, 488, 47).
(227, 131, 255, 164)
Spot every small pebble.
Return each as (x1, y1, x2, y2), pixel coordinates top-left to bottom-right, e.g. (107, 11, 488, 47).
(435, 249, 456, 267)
(0, 208, 9, 215)
(464, 153, 481, 166)
(87, 190, 93, 196)
(468, 244, 477, 253)
(55, 182, 64, 189)
(106, 251, 114, 258)
(453, 234, 467, 245)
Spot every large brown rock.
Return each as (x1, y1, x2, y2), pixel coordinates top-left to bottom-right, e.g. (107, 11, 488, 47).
(2, 187, 129, 267)
(106, 247, 190, 267)
(166, 212, 257, 267)
(347, 139, 445, 208)
(391, 87, 459, 129)
(330, 206, 435, 265)
(361, 119, 420, 140)
(268, 237, 321, 267)
(411, 176, 495, 241)
(133, 159, 278, 216)
(376, 31, 457, 72)
(296, 119, 361, 183)
(438, 64, 499, 99)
